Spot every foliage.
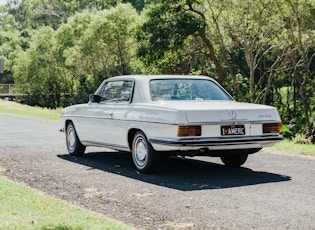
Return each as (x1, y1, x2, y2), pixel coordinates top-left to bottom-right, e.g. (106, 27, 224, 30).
(5, 3, 140, 107)
(136, 1, 223, 82)
(292, 133, 312, 145)
(13, 26, 69, 108)
(7, 0, 77, 29)
(0, 31, 21, 83)
(280, 124, 293, 139)
(56, 4, 140, 104)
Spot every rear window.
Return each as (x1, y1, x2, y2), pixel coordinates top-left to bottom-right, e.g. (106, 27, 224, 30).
(149, 79, 233, 101)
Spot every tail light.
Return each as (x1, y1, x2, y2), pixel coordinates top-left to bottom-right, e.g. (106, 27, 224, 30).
(263, 123, 282, 134)
(178, 125, 201, 137)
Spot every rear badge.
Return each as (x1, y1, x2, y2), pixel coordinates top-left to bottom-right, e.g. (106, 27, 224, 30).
(221, 125, 245, 136)
(228, 110, 237, 119)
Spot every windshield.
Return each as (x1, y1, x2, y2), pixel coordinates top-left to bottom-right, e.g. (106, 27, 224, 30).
(149, 79, 233, 101)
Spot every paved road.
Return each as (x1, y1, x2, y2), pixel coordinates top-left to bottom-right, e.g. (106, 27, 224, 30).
(0, 114, 314, 229)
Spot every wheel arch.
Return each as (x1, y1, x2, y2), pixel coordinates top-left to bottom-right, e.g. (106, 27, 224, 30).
(128, 128, 141, 151)
(65, 119, 86, 156)
(65, 119, 72, 129)
(65, 119, 84, 142)
(128, 125, 153, 150)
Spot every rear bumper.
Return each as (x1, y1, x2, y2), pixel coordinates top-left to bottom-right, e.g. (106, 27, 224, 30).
(148, 135, 283, 151)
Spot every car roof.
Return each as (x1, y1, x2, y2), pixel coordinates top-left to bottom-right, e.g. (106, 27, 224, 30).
(107, 75, 216, 82)
(97, 75, 224, 103)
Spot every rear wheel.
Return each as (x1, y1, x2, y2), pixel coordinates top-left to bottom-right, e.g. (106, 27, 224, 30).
(66, 122, 86, 156)
(132, 131, 161, 173)
(220, 153, 248, 167)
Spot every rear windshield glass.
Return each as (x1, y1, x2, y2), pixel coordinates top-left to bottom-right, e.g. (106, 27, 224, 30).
(149, 79, 233, 101)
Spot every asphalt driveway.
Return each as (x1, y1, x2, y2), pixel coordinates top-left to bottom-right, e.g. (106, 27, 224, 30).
(0, 114, 314, 229)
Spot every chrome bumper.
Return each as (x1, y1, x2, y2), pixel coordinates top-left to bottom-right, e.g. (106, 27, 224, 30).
(148, 135, 283, 147)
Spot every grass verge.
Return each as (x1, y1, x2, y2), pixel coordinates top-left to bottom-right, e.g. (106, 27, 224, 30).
(0, 172, 134, 230)
(265, 139, 315, 156)
(0, 99, 61, 120)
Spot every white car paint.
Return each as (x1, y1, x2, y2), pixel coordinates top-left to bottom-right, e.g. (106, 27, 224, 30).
(61, 75, 283, 171)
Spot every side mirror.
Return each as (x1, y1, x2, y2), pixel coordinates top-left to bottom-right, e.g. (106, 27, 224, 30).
(89, 94, 101, 103)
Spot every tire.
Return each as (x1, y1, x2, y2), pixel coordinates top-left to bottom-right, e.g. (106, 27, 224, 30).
(220, 153, 248, 167)
(66, 122, 86, 156)
(131, 131, 161, 173)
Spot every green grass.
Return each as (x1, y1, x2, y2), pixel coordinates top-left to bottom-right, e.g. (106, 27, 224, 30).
(266, 139, 315, 156)
(0, 173, 134, 230)
(0, 100, 61, 120)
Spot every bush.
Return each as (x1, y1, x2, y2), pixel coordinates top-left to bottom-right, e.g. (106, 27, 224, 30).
(281, 124, 293, 139)
(292, 133, 312, 145)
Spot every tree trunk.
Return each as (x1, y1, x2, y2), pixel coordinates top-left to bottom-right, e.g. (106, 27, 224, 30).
(202, 37, 225, 85)
(245, 49, 255, 103)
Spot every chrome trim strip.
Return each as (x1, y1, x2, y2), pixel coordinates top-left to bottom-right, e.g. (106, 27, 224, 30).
(81, 141, 130, 151)
(148, 135, 283, 147)
(62, 115, 279, 125)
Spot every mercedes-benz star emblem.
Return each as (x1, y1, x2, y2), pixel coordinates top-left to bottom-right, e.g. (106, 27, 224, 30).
(228, 110, 237, 119)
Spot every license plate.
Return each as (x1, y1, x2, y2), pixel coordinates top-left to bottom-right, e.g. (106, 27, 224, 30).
(221, 125, 245, 136)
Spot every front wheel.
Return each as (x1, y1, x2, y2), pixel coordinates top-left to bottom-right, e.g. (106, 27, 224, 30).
(220, 154, 248, 167)
(66, 122, 86, 156)
(131, 131, 161, 173)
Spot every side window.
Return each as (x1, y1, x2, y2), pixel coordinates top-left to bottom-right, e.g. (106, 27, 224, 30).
(100, 81, 123, 103)
(118, 81, 133, 103)
(99, 80, 133, 104)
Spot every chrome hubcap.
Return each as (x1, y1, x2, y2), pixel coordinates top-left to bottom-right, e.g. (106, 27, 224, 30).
(134, 137, 147, 167)
(67, 127, 76, 152)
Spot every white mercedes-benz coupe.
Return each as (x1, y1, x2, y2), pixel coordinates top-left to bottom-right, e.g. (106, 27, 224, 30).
(61, 75, 283, 173)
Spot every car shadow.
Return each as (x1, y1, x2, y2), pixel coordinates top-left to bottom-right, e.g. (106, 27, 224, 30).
(58, 151, 291, 191)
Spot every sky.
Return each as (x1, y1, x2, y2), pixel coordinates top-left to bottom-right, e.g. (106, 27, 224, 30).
(0, 0, 7, 6)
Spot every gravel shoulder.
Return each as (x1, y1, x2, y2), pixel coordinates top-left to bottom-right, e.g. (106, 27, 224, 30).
(1, 114, 314, 229)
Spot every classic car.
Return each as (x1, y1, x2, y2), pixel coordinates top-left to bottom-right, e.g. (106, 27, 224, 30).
(61, 75, 283, 173)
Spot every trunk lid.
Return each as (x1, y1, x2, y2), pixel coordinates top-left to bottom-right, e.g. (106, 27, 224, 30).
(152, 101, 280, 123)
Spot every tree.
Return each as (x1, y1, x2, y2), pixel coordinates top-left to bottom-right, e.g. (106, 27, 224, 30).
(55, 10, 94, 103)
(5, 0, 80, 30)
(192, 0, 292, 104)
(280, 0, 315, 139)
(65, 4, 139, 88)
(0, 30, 23, 83)
(137, 0, 225, 84)
(13, 27, 69, 108)
(11, 3, 140, 107)
(54, 3, 140, 103)
(122, 0, 145, 12)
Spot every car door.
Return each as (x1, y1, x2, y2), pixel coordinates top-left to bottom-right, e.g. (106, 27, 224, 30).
(107, 80, 134, 149)
(85, 80, 133, 150)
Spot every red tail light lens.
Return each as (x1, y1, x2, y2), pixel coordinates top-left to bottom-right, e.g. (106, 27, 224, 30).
(178, 126, 201, 137)
(263, 123, 282, 133)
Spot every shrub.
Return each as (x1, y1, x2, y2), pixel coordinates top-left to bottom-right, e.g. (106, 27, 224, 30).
(292, 133, 312, 145)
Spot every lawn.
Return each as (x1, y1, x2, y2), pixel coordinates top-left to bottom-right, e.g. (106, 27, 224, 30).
(0, 100, 61, 120)
(0, 173, 134, 230)
(265, 139, 315, 156)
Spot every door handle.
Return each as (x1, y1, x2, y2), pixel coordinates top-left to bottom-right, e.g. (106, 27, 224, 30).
(107, 112, 113, 118)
